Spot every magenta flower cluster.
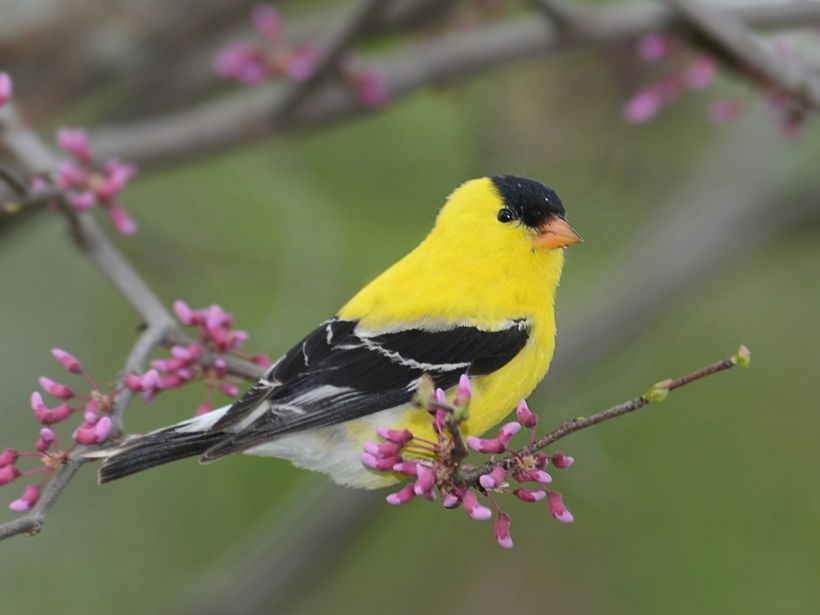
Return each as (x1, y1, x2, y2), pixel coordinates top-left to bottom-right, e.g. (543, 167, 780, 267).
(623, 33, 805, 136)
(41, 128, 140, 234)
(126, 301, 272, 416)
(362, 375, 575, 549)
(214, 4, 390, 108)
(1, 349, 115, 513)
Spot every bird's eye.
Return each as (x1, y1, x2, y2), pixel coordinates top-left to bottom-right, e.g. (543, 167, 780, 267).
(497, 208, 514, 223)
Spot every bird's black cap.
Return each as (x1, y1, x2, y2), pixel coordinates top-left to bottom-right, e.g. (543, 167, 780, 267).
(490, 175, 565, 229)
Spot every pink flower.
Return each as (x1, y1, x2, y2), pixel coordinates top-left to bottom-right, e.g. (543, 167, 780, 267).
(386, 484, 416, 506)
(376, 427, 413, 444)
(623, 88, 662, 123)
(195, 402, 212, 417)
(38, 376, 73, 400)
(513, 488, 546, 503)
(364, 440, 402, 457)
(51, 348, 82, 373)
(479, 466, 507, 490)
(73, 416, 112, 445)
(109, 204, 137, 235)
(495, 512, 513, 549)
(0, 465, 20, 486)
(252, 4, 281, 39)
(497, 421, 521, 447)
(392, 460, 418, 476)
(637, 34, 672, 62)
(35, 428, 56, 452)
(0, 72, 13, 107)
(30, 392, 73, 425)
(57, 128, 93, 164)
(462, 491, 492, 521)
(68, 191, 96, 211)
(413, 464, 436, 496)
(453, 374, 472, 408)
(214, 43, 268, 85)
(361, 453, 400, 471)
(173, 300, 195, 325)
(548, 490, 574, 523)
(515, 399, 537, 428)
(442, 491, 462, 509)
(551, 452, 574, 469)
(684, 57, 716, 91)
(466, 435, 505, 454)
(9, 484, 40, 512)
(284, 48, 317, 81)
(355, 69, 390, 108)
(0, 448, 19, 467)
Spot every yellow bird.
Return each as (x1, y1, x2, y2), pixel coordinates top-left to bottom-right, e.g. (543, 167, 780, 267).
(97, 176, 582, 488)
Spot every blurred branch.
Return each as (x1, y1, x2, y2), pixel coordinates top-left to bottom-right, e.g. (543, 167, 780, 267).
(457, 347, 748, 484)
(0, 105, 261, 541)
(271, 0, 387, 127)
(667, 0, 820, 109)
(86, 1, 820, 169)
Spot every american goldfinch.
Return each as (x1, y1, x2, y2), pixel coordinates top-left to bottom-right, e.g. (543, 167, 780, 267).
(97, 175, 581, 487)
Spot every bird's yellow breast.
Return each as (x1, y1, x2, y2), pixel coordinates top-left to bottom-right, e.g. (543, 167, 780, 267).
(339, 177, 565, 443)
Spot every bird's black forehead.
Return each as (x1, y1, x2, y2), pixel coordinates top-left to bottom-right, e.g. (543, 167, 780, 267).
(490, 175, 565, 228)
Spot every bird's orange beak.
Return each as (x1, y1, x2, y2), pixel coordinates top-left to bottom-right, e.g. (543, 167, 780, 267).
(534, 217, 583, 249)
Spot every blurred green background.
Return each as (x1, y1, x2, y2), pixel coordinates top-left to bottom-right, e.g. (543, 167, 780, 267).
(2, 3, 820, 614)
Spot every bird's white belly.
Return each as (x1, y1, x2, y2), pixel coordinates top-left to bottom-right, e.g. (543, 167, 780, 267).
(243, 406, 408, 489)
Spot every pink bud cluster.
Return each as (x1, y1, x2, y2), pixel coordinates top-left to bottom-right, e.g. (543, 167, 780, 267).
(623, 33, 807, 136)
(362, 376, 576, 549)
(2, 348, 115, 513)
(43, 127, 138, 234)
(0, 71, 12, 108)
(126, 300, 272, 416)
(214, 4, 390, 108)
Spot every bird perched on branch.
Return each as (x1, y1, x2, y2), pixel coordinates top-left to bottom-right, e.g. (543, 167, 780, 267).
(95, 175, 582, 488)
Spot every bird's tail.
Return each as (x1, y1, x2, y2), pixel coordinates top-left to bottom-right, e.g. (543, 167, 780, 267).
(91, 407, 229, 484)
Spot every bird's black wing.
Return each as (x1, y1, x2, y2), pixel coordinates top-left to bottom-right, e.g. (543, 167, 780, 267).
(202, 317, 530, 460)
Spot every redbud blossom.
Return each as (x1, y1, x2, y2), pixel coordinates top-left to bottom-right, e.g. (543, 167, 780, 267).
(548, 491, 574, 523)
(479, 466, 507, 490)
(513, 488, 546, 503)
(57, 128, 93, 164)
(684, 57, 716, 90)
(51, 348, 82, 373)
(413, 464, 436, 496)
(376, 427, 413, 444)
(35, 428, 56, 452)
(9, 484, 40, 512)
(386, 484, 416, 506)
(73, 416, 112, 446)
(30, 393, 73, 425)
(497, 422, 521, 447)
(391, 460, 418, 476)
(109, 204, 137, 235)
(515, 399, 537, 428)
(0, 465, 20, 486)
(442, 492, 462, 509)
(0, 72, 12, 107)
(173, 300, 195, 325)
(466, 435, 505, 454)
(361, 453, 400, 471)
(462, 491, 492, 521)
(38, 376, 73, 400)
(624, 89, 662, 123)
(551, 452, 574, 469)
(252, 4, 281, 39)
(637, 34, 672, 62)
(0, 448, 19, 467)
(453, 373, 472, 408)
(354, 69, 390, 108)
(495, 513, 513, 549)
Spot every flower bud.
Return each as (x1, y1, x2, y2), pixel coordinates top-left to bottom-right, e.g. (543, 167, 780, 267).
(462, 491, 492, 521)
(51, 348, 82, 373)
(513, 488, 546, 503)
(495, 512, 513, 549)
(466, 436, 505, 455)
(515, 399, 538, 428)
(478, 466, 507, 490)
(413, 464, 436, 496)
(376, 427, 413, 444)
(0, 465, 20, 486)
(38, 376, 73, 400)
(386, 484, 416, 506)
(0, 448, 19, 467)
(9, 484, 40, 512)
(548, 490, 574, 523)
(551, 452, 575, 469)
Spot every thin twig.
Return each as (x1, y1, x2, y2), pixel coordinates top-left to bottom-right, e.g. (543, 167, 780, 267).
(270, 0, 387, 127)
(456, 346, 750, 484)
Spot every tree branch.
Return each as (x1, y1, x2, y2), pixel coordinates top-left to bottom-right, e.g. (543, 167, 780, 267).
(270, 0, 387, 127)
(84, 1, 820, 170)
(666, 0, 820, 109)
(456, 346, 749, 485)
